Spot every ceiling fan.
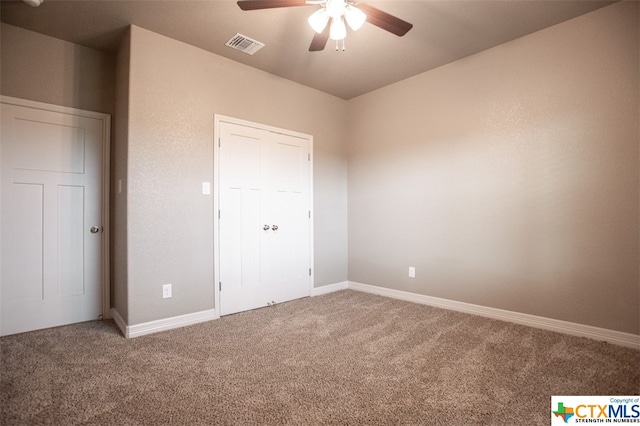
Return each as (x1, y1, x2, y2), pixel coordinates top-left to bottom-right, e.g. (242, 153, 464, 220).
(237, 0, 413, 51)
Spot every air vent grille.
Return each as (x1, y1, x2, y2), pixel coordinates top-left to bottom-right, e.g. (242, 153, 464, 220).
(225, 33, 265, 55)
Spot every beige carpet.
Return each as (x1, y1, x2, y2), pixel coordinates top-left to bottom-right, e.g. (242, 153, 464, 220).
(1, 290, 638, 425)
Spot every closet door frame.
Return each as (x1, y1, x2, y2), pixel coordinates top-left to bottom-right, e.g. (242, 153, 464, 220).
(213, 114, 314, 315)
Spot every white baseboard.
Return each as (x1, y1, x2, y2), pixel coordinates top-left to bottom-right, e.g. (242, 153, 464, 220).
(110, 308, 219, 339)
(110, 282, 639, 348)
(311, 281, 349, 296)
(347, 281, 640, 349)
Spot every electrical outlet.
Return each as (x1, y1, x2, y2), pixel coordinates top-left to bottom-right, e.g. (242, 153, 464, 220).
(408, 267, 416, 278)
(163, 283, 172, 299)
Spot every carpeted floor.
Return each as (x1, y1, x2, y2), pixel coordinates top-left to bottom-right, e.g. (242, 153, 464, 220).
(1, 290, 639, 425)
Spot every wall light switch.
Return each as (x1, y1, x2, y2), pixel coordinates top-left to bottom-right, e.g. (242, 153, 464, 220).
(408, 267, 416, 278)
(202, 182, 211, 195)
(163, 283, 172, 299)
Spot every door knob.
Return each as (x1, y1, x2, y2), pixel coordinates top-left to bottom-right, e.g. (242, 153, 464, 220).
(90, 226, 100, 234)
(263, 225, 270, 231)
(271, 225, 278, 231)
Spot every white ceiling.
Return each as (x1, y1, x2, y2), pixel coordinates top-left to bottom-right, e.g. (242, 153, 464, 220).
(0, 0, 616, 99)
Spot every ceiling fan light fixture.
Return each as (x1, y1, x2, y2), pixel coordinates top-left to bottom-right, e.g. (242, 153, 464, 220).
(329, 16, 347, 41)
(308, 8, 330, 33)
(325, 0, 346, 19)
(236, 0, 413, 52)
(344, 5, 366, 31)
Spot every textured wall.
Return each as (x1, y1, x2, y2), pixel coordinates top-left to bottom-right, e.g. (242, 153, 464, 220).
(4, 3, 636, 336)
(126, 26, 348, 325)
(347, 2, 639, 334)
(111, 29, 131, 322)
(0, 23, 115, 115)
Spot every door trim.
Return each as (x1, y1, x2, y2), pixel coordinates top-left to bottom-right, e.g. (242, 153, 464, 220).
(213, 114, 314, 315)
(1, 96, 112, 321)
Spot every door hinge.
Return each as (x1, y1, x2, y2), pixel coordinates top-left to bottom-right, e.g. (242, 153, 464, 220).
(218, 138, 221, 148)
(308, 153, 310, 161)
(219, 282, 222, 291)
(218, 210, 221, 220)
(308, 210, 311, 219)
(309, 268, 312, 276)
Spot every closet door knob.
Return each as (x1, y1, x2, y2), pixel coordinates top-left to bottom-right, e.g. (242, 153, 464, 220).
(271, 225, 278, 231)
(263, 225, 270, 231)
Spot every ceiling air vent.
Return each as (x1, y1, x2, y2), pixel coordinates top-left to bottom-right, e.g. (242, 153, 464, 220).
(225, 33, 265, 55)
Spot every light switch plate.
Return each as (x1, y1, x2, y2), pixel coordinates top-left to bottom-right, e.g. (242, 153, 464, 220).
(202, 182, 211, 195)
(163, 283, 172, 298)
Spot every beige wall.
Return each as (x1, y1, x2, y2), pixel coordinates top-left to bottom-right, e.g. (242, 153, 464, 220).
(347, 1, 639, 334)
(125, 26, 348, 325)
(112, 29, 131, 322)
(0, 23, 115, 115)
(2, 2, 637, 336)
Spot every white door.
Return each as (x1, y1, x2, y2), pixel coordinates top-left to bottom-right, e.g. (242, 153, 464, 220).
(267, 131, 312, 303)
(1, 102, 105, 336)
(217, 119, 312, 316)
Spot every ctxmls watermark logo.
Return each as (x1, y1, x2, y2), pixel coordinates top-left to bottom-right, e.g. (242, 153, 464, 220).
(552, 396, 640, 424)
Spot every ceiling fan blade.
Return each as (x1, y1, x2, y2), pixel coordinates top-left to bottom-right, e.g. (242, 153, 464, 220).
(237, 0, 308, 10)
(309, 25, 330, 51)
(357, 3, 413, 37)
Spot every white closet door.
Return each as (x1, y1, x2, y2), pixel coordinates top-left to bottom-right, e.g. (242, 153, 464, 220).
(217, 120, 312, 316)
(1, 103, 105, 336)
(218, 123, 271, 315)
(267, 131, 311, 303)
